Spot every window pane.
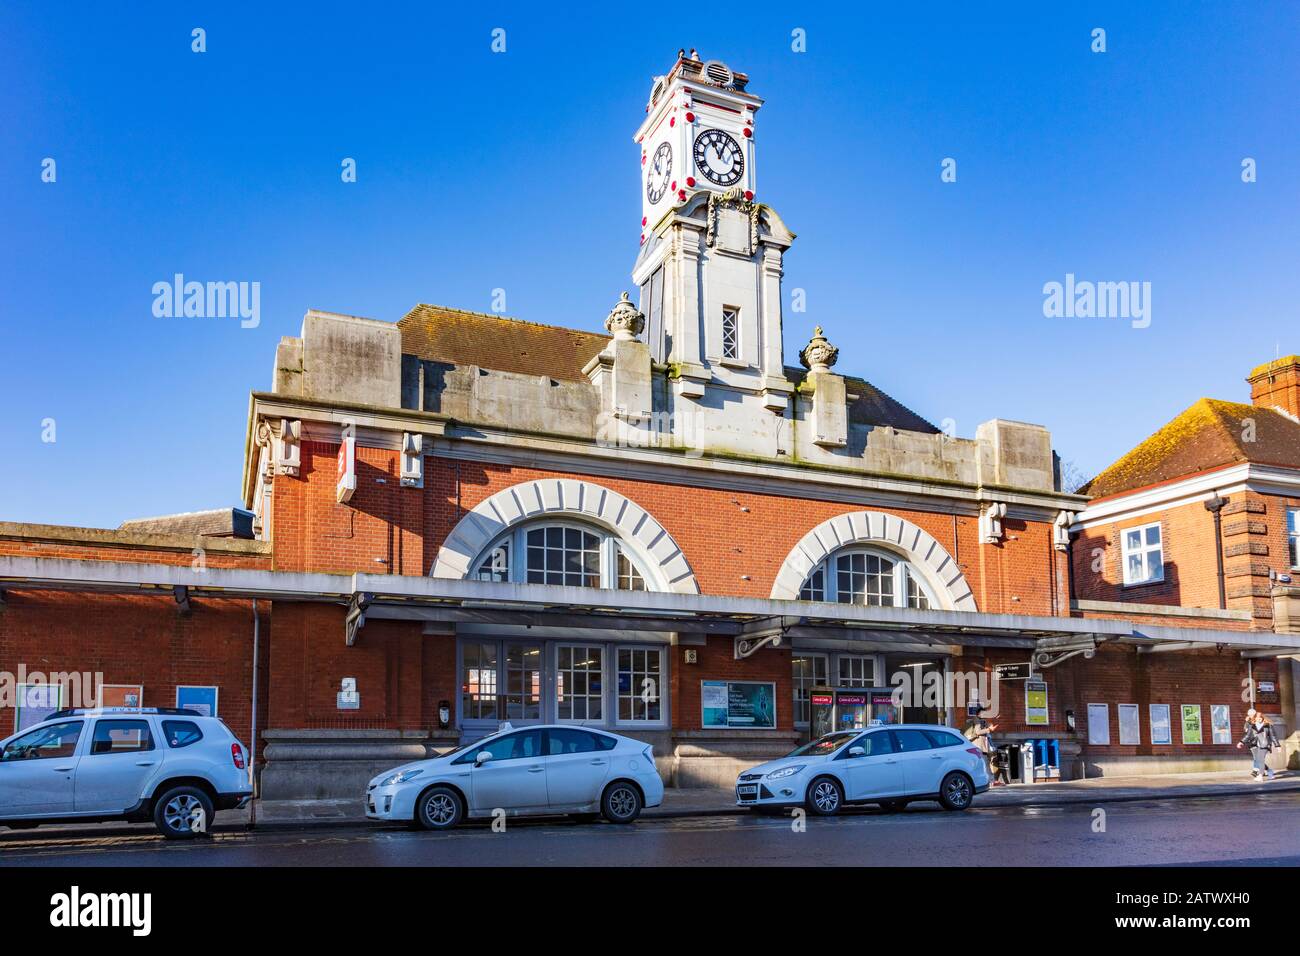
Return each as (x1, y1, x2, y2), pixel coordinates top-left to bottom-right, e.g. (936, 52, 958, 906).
(91, 720, 153, 755)
(1145, 525, 1161, 546)
(476, 541, 510, 582)
(462, 642, 499, 721)
(556, 644, 603, 723)
(618, 647, 663, 722)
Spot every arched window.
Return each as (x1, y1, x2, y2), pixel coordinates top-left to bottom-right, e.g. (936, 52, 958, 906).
(472, 521, 650, 591)
(798, 548, 934, 610)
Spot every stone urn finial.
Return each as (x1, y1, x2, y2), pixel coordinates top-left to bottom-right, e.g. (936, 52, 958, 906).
(800, 325, 839, 372)
(604, 291, 646, 341)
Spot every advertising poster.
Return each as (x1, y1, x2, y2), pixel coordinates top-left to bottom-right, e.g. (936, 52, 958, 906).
(1087, 703, 1110, 745)
(1025, 680, 1049, 726)
(98, 684, 144, 709)
(1150, 704, 1172, 745)
(701, 680, 776, 729)
(1181, 704, 1203, 745)
(1210, 704, 1231, 744)
(1118, 703, 1141, 745)
(15, 683, 63, 733)
(176, 685, 219, 717)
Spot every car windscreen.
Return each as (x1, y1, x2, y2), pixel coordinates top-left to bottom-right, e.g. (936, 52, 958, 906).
(787, 732, 857, 757)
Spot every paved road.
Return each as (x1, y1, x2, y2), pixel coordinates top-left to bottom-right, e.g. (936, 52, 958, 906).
(2, 792, 1296, 867)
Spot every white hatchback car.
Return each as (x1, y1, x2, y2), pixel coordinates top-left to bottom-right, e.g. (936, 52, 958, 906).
(736, 724, 989, 815)
(0, 707, 253, 838)
(367, 723, 664, 830)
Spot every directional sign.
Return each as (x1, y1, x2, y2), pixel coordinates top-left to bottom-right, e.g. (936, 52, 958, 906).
(994, 662, 1033, 681)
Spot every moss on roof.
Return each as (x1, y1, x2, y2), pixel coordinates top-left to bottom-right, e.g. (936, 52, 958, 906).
(1083, 397, 1300, 498)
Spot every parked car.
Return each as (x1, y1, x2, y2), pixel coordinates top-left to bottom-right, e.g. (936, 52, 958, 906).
(367, 723, 664, 830)
(0, 708, 252, 839)
(735, 724, 989, 815)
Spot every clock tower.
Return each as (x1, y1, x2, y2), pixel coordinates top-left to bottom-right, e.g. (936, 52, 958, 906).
(632, 53, 795, 414)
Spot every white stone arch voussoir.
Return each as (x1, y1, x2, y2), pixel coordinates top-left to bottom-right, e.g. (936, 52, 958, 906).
(770, 510, 978, 612)
(430, 478, 700, 594)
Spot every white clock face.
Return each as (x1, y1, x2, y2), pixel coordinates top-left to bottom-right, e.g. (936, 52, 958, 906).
(646, 142, 672, 204)
(693, 128, 744, 186)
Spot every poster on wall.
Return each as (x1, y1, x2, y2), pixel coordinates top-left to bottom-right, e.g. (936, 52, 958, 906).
(97, 684, 144, 709)
(15, 683, 64, 733)
(176, 686, 219, 717)
(1087, 703, 1111, 745)
(1025, 680, 1049, 726)
(1210, 704, 1232, 744)
(1118, 703, 1141, 745)
(1181, 704, 1203, 745)
(701, 680, 777, 729)
(1150, 704, 1172, 745)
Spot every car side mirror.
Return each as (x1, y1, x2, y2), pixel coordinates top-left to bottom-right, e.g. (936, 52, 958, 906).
(475, 751, 494, 765)
(847, 746, 866, 758)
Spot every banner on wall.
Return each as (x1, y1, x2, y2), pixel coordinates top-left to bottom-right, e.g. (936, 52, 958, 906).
(176, 686, 219, 717)
(15, 683, 64, 733)
(1150, 704, 1172, 745)
(1087, 702, 1110, 745)
(97, 684, 143, 709)
(1118, 703, 1141, 745)
(1025, 680, 1049, 726)
(701, 680, 776, 729)
(1210, 704, 1232, 744)
(1181, 704, 1203, 745)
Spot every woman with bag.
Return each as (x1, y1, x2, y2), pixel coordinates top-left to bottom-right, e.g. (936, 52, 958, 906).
(1237, 708, 1279, 780)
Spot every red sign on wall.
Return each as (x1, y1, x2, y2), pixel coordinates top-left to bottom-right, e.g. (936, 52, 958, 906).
(337, 436, 356, 504)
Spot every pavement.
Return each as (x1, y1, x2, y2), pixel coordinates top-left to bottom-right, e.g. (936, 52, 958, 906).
(4, 768, 1295, 840)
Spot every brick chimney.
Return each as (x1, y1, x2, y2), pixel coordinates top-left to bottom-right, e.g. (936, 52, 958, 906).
(1247, 355, 1300, 419)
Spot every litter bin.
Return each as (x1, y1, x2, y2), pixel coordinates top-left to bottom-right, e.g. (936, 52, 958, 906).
(1019, 741, 1035, 782)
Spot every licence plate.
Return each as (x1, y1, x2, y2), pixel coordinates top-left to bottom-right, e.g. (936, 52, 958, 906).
(737, 784, 758, 799)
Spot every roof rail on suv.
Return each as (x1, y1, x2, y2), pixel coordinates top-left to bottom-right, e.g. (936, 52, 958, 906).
(47, 707, 207, 719)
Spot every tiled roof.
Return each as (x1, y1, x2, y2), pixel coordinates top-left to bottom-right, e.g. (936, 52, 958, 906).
(118, 508, 255, 539)
(1082, 398, 1300, 498)
(398, 305, 938, 433)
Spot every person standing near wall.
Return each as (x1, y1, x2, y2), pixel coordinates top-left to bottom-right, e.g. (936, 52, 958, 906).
(1237, 708, 1280, 780)
(965, 716, 1003, 785)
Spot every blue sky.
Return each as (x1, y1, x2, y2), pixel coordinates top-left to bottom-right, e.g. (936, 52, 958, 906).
(2, 2, 1297, 527)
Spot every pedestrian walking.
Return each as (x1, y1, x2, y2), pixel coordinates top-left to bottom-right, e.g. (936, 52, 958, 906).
(965, 716, 1004, 785)
(1237, 708, 1280, 780)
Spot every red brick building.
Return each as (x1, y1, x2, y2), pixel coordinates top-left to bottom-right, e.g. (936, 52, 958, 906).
(3, 54, 1295, 799)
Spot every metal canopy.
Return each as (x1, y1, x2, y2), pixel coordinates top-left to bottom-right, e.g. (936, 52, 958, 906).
(4, 555, 1299, 657)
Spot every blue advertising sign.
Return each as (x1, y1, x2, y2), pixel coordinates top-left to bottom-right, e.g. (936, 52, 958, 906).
(176, 685, 219, 717)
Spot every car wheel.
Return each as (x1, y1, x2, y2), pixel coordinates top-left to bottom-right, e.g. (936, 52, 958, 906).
(153, 785, 215, 839)
(878, 799, 907, 813)
(806, 776, 844, 816)
(416, 786, 464, 830)
(601, 782, 643, 823)
(939, 771, 974, 811)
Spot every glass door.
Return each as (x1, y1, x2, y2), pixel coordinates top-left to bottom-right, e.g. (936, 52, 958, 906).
(504, 643, 543, 723)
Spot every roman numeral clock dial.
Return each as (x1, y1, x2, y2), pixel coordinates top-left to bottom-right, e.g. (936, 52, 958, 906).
(692, 128, 744, 187)
(646, 142, 672, 204)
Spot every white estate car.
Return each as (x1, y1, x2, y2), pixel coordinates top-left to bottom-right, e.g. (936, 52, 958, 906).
(367, 723, 664, 830)
(736, 724, 989, 815)
(0, 708, 253, 839)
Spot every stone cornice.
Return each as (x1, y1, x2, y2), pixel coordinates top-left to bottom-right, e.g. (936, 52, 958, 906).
(0, 521, 271, 557)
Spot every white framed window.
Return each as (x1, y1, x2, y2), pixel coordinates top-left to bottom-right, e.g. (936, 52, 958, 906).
(837, 654, 875, 688)
(556, 644, 604, 723)
(474, 521, 650, 592)
(721, 307, 739, 360)
(616, 646, 665, 724)
(792, 653, 828, 726)
(1120, 521, 1163, 585)
(798, 548, 934, 609)
(1288, 508, 1300, 569)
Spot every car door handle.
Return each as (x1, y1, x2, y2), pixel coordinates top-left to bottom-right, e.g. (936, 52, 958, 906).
(929, 754, 943, 760)
(527, 766, 545, 773)
(589, 759, 606, 766)
(53, 767, 74, 773)
(136, 761, 157, 767)
(884, 759, 898, 764)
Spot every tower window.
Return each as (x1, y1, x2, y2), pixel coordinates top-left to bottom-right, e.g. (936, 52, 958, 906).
(721, 307, 739, 360)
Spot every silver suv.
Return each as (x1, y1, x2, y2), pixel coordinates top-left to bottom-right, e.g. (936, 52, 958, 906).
(0, 708, 253, 839)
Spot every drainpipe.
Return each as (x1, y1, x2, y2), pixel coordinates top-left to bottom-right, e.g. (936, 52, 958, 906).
(248, 598, 261, 827)
(1204, 494, 1227, 610)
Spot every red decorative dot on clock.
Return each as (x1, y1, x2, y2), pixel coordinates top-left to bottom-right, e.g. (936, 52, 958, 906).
(669, 116, 676, 127)
(744, 190, 753, 200)
(742, 127, 752, 138)
(641, 216, 647, 226)
(686, 176, 695, 187)
(685, 112, 695, 123)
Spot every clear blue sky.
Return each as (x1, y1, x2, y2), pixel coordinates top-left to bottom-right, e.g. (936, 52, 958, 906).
(2, 2, 1297, 527)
